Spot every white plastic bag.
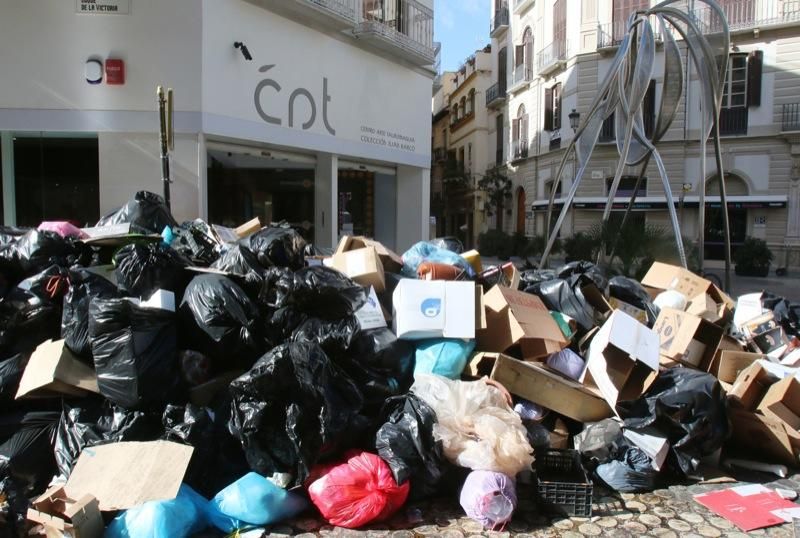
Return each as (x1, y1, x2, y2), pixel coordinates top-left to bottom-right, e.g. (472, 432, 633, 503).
(411, 375, 534, 476)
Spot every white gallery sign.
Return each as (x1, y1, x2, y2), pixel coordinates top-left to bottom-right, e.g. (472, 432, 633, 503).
(76, 0, 130, 15)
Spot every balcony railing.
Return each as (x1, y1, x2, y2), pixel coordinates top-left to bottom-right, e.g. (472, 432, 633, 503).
(719, 107, 748, 136)
(491, 5, 510, 35)
(486, 82, 507, 107)
(782, 103, 800, 131)
(450, 111, 475, 132)
(355, 0, 435, 65)
(305, 0, 357, 21)
(538, 39, 568, 74)
(512, 138, 529, 160)
(597, 17, 663, 50)
(690, 0, 800, 33)
(511, 65, 532, 89)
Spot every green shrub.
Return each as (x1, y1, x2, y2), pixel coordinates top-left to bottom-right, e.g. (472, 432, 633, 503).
(734, 237, 773, 277)
(564, 232, 596, 263)
(588, 220, 671, 277)
(522, 235, 562, 259)
(478, 230, 514, 260)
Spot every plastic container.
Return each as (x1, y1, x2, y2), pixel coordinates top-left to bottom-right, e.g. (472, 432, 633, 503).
(535, 449, 593, 517)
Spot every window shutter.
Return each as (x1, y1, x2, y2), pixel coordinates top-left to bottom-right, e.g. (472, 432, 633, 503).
(515, 45, 525, 67)
(747, 50, 763, 107)
(544, 87, 553, 131)
(644, 79, 656, 138)
(512, 118, 520, 144)
(553, 84, 562, 130)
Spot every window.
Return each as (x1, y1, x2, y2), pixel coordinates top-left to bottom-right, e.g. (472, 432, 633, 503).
(600, 79, 655, 141)
(516, 26, 533, 79)
(553, 0, 567, 57)
(467, 143, 473, 172)
(458, 147, 466, 172)
(613, 0, 648, 43)
(606, 176, 647, 197)
(545, 83, 562, 131)
(719, 51, 761, 135)
(468, 89, 476, 115)
(545, 180, 562, 198)
(452, 104, 459, 123)
(496, 114, 504, 165)
(498, 47, 508, 92)
(512, 104, 529, 159)
(460, 96, 467, 117)
(723, 53, 748, 109)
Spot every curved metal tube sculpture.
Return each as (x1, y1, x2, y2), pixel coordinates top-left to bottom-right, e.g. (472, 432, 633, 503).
(541, 0, 733, 290)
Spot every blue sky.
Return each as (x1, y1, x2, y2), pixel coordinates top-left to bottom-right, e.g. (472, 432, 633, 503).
(435, 0, 490, 72)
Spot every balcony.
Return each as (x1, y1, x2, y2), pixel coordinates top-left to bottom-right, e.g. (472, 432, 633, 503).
(244, 0, 357, 31)
(510, 65, 532, 92)
(486, 82, 507, 108)
(691, 0, 800, 33)
(782, 103, 800, 132)
(513, 0, 534, 13)
(355, 0, 435, 66)
(719, 107, 748, 136)
(491, 6, 510, 37)
(538, 40, 568, 76)
(512, 138, 529, 161)
(597, 18, 663, 52)
(450, 111, 475, 133)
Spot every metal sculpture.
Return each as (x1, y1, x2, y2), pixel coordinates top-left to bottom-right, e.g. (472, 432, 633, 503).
(541, 0, 733, 290)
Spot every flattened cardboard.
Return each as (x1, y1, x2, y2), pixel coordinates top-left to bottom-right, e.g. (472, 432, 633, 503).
(758, 376, 800, 431)
(653, 308, 723, 370)
(212, 217, 261, 243)
(336, 235, 403, 273)
(477, 286, 568, 360)
(728, 408, 798, 466)
(581, 310, 660, 411)
(330, 246, 386, 292)
(466, 352, 612, 422)
(65, 441, 193, 511)
(728, 362, 775, 411)
(16, 339, 99, 399)
(392, 280, 481, 339)
(234, 217, 262, 238)
(27, 486, 103, 538)
(708, 350, 764, 384)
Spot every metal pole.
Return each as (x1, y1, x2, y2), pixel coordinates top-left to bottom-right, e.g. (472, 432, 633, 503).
(157, 86, 171, 210)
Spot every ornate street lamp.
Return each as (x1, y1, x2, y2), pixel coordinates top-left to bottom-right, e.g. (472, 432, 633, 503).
(568, 109, 580, 133)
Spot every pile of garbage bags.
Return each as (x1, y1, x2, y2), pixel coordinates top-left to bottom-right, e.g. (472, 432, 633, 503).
(2, 190, 800, 537)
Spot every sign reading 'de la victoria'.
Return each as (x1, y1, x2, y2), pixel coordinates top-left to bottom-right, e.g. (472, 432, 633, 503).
(76, 0, 130, 14)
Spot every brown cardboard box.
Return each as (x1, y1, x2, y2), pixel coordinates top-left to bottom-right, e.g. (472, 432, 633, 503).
(336, 236, 403, 273)
(653, 308, 724, 370)
(330, 246, 386, 292)
(608, 296, 648, 324)
(581, 310, 660, 410)
(758, 376, 800, 431)
(16, 339, 99, 399)
(708, 350, 764, 385)
(27, 486, 103, 538)
(687, 293, 721, 323)
(728, 407, 799, 466)
(476, 286, 568, 361)
(466, 352, 612, 422)
(641, 262, 734, 322)
(728, 362, 775, 410)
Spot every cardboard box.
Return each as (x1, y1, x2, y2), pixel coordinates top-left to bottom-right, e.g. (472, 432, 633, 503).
(687, 293, 722, 323)
(641, 262, 734, 319)
(580, 310, 660, 410)
(653, 308, 724, 370)
(16, 339, 99, 399)
(708, 350, 764, 385)
(728, 362, 775, 411)
(476, 285, 568, 360)
(466, 352, 612, 422)
(728, 407, 799, 466)
(27, 486, 103, 538)
(330, 246, 385, 292)
(392, 280, 483, 339)
(65, 441, 193, 511)
(608, 296, 648, 324)
(336, 236, 403, 273)
(758, 376, 800, 431)
(212, 217, 262, 243)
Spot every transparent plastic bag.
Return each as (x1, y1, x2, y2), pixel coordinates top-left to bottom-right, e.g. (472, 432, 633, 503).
(459, 470, 517, 530)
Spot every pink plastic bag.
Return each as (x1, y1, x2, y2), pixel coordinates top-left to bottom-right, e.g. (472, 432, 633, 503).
(307, 451, 410, 528)
(460, 470, 517, 530)
(37, 221, 87, 239)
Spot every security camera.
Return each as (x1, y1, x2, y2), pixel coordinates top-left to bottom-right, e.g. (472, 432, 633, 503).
(234, 42, 252, 61)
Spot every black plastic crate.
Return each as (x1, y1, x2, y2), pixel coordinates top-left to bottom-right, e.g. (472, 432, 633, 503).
(535, 448, 593, 517)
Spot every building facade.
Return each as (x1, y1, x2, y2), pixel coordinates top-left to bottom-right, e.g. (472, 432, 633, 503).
(490, 0, 800, 266)
(0, 0, 435, 251)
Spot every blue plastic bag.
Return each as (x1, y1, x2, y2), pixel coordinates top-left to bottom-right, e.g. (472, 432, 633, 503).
(206, 472, 309, 532)
(401, 241, 475, 278)
(414, 339, 475, 379)
(104, 484, 208, 538)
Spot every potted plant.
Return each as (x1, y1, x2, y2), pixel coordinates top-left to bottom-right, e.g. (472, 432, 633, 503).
(734, 237, 773, 277)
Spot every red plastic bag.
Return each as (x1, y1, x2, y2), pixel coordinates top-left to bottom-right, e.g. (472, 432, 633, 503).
(307, 451, 410, 528)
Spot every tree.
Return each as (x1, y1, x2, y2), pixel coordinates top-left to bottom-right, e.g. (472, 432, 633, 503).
(478, 168, 512, 231)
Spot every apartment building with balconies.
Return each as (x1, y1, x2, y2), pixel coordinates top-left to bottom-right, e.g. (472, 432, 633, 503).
(0, 0, 435, 251)
(491, 0, 800, 266)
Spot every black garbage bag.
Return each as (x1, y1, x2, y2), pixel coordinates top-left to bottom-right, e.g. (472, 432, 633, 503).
(211, 244, 267, 297)
(246, 226, 306, 270)
(263, 306, 307, 346)
(429, 237, 464, 254)
(762, 292, 800, 338)
(114, 242, 191, 298)
(61, 268, 119, 360)
(609, 276, 660, 327)
(170, 219, 222, 266)
(89, 297, 183, 410)
(0, 353, 29, 404)
(228, 342, 366, 487)
(617, 368, 730, 477)
(0, 226, 29, 246)
(520, 268, 557, 292)
(96, 190, 177, 235)
(54, 398, 162, 477)
(595, 444, 659, 493)
(258, 266, 295, 310)
(0, 475, 29, 538)
(291, 316, 360, 358)
(290, 266, 367, 319)
(375, 393, 448, 500)
(179, 274, 265, 371)
(556, 261, 608, 291)
(528, 275, 600, 333)
(0, 410, 60, 496)
(0, 265, 70, 356)
(0, 229, 87, 284)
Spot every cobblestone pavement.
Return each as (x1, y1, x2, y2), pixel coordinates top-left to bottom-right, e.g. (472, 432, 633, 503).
(257, 476, 800, 537)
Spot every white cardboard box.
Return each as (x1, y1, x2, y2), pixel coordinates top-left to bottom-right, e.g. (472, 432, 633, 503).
(392, 280, 479, 340)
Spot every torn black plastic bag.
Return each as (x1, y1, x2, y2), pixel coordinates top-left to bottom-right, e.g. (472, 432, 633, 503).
(761, 292, 800, 338)
(375, 393, 448, 500)
(0, 410, 60, 497)
(89, 297, 183, 410)
(0, 353, 30, 405)
(609, 276, 660, 327)
(595, 444, 659, 493)
(0, 229, 88, 284)
(556, 261, 608, 292)
(114, 242, 191, 298)
(170, 219, 222, 266)
(0, 265, 70, 356)
(61, 268, 119, 360)
(0, 475, 30, 538)
(96, 190, 177, 235)
(179, 274, 265, 371)
(246, 225, 307, 270)
(528, 275, 602, 333)
(228, 342, 366, 487)
(291, 316, 360, 358)
(211, 244, 267, 297)
(54, 398, 162, 477)
(290, 266, 367, 319)
(617, 368, 730, 477)
(257, 266, 295, 310)
(520, 269, 557, 292)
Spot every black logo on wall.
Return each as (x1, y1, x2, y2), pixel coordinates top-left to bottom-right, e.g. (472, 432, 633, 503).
(254, 65, 336, 136)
